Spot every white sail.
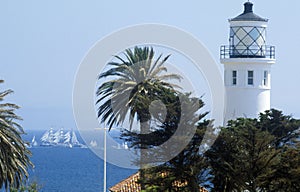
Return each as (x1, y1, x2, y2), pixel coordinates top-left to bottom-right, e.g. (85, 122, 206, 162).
(90, 140, 97, 147)
(71, 131, 80, 145)
(113, 143, 128, 150)
(31, 135, 35, 143)
(64, 131, 71, 144)
(31, 136, 38, 147)
(48, 128, 56, 144)
(60, 129, 65, 143)
(53, 129, 66, 144)
(41, 130, 50, 142)
(40, 128, 58, 146)
(40, 128, 54, 146)
(53, 130, 61, 143)
(123, 142, 128, 149)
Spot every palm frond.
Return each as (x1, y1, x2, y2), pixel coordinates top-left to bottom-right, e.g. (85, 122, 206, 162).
(96, 46, 181, 130)
(0, 80, 32, 190)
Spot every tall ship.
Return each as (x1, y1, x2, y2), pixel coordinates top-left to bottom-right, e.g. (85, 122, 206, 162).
(40, 128, 85, 148)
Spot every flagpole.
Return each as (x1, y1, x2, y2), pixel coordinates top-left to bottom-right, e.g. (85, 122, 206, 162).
(104, 128, 107, 192)
(95, 127, 108, 192)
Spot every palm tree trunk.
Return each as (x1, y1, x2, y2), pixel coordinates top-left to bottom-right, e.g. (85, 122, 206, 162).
(140, 115, 151, 190)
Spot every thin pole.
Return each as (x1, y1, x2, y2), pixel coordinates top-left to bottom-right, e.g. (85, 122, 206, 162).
(104, 128, 107, 192)
(95, 127, 112, 192)
(95, 127, 115, 192)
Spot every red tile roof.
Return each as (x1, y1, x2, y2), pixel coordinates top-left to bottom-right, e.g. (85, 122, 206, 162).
(109, 172, 208, 192)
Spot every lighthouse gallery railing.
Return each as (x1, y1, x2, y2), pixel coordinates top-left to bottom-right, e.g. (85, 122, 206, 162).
(220, 45, 275, 59)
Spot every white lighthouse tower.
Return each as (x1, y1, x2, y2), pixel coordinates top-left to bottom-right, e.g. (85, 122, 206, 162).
(220, 2, 275, 123)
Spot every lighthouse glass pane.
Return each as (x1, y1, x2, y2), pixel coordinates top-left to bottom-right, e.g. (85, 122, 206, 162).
(236, 43, 246, 54)
(248, 71, 254, 85)
(234, 36, 240, 45)
(252, 49, 260, 56)
(249, 28, 260, 40)
(230, 28, 234, 37)
(243, 35, 254, 46)
(232, 27, 239, 34)
(260, 28, 266, 39)
(256, 36, 265, 46)
(236, 28, 247, 40)
(243, 27, 253, 33)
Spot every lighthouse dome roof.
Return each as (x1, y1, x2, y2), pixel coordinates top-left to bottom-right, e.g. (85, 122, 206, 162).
(230, 2, 268, 22)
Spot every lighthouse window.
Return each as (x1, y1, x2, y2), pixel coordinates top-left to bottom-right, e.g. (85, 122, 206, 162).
(263, 71, 268, 86)
(232, 70, 237, 85)
(230, 26, 266, 57)
(248, 71, 254, 85)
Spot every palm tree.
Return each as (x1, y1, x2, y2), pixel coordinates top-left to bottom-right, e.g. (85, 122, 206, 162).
(96, 46, 181, 190)
(96, 46, 181, 132)
(0, 80, 32, 189)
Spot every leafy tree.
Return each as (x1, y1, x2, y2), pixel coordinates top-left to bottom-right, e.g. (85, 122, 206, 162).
(257, 109, 300, 147)
(260, 144, 300, 192)
(127, 94, 213, 192)
(142, 121, 212, 192)
(121, 86, 181, 148)
(207, 110, 300, 192)
(207, 118, 280, 191)
(256, 109, 300, 191)
(0, 80, 32, 190)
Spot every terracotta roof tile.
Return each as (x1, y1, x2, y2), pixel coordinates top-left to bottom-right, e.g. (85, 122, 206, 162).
(109, 172, 208, 192)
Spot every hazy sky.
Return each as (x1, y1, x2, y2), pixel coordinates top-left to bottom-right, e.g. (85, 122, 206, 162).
(1, 0, 299, 130)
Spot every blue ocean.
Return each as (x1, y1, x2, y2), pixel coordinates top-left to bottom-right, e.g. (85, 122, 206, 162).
(21, 131, 136, 192)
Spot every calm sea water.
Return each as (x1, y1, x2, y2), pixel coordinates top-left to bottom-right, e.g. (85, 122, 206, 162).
(22, 131, 136, 192)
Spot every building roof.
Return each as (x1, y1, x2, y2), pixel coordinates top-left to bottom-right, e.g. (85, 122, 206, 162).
(109, 172, 140, 192)
(230, 2, 268, 22)
(109, 172, 208, 192)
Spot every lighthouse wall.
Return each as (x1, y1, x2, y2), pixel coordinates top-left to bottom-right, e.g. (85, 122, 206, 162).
(222, 60, 273, 123)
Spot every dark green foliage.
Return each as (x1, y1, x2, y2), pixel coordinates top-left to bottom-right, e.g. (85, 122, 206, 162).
(268, 144, 300, 192)
(207, 109, 300, 192)
(208, 119, 280, 191)
(0, 80, 33, 190)
(127, 95, 212, 192)
(10, 181, 42, 192)
(257, 109, 300, 147)
(121, 86, 181, 148)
